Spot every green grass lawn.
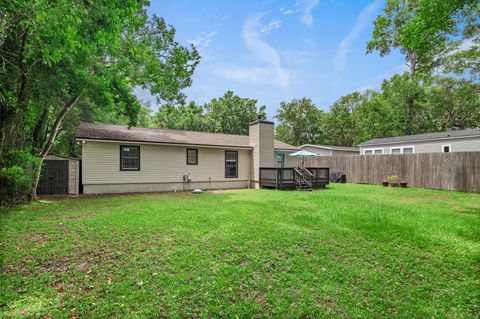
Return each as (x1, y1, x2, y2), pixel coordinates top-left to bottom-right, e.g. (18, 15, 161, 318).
(1, 184, 479, 318)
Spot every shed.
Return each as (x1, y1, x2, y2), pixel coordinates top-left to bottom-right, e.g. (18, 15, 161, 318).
(37, 154, 80, 195)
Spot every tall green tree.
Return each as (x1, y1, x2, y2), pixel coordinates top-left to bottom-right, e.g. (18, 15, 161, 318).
(275, 98, 324, 146)
(323, 92, 367, 147)
(366, 0, 478, 135)
(204, 91, 266, 135)
(154, 101, 208, 132)
(0, 0, 200, 200)
(153, 91, 267, 135)
(354, 74, 428, 142)
(425, 77, 480, 130)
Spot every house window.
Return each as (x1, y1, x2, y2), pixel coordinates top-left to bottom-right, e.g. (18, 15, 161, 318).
(365, 148, 383, 155)
(225, 151, 238, 178)
(403, 147, 414, 154)
(442, 145, 451, 153)
(391, 148, 401, 154)
(120, 145, 140, 171)
(186, 148, 198, 165)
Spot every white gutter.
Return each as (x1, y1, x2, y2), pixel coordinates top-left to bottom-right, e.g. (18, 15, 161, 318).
(76, 138, 253, 150)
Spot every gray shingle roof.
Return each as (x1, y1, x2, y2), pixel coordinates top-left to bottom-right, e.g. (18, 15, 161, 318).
(358, 128, 480, 147)
(300, 144, 359, 152)
(75, 122, 298, 150)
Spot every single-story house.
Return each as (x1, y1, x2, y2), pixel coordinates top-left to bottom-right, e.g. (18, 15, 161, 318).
(75, 118, 299, 194)
(300, 144, 359, 156)
(358, 128, 480, 155)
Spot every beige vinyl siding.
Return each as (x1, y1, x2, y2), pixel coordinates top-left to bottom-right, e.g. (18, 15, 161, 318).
(284, 154, 297, 167)
(249, 122, 275, 185)
(274, 151, 297, 167)
(82, 141, 251, 185)
(83, 180, 248, 194)
(360, 136, 480, 154)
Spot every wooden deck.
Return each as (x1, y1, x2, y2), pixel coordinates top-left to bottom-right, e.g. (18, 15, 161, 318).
(259, 167, 329, 190)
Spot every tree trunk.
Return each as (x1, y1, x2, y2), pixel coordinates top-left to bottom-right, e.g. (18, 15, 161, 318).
(405, 97, 413, 135)
(29, 96, 79, 200)
(405, 50, 417, 136)
(32, 103, 50, 151)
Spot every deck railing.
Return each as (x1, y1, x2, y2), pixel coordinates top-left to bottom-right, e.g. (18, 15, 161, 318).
(259, 167, 329, 189)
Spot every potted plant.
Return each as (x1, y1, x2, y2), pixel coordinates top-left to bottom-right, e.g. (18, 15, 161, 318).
(382, 181, 389, 187)
(400, 181, 408, 188)
(387, 175, 399, 187)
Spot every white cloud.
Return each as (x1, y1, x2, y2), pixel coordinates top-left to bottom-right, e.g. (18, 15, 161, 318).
(281, 8, 295, 15)
(334, 0, 381, 85)
(454, 38, 476, 53)
(214, 66, 278, 84)
(213, 14, 290, 90)
(242, 13, 290, 90)
(299, 0, 319, 28)
(282, 50, 313, 64)
(303, 37, 315, 46)
(260, 19, 282, 35)
(393, 63, 409, 74)
(186, 31, 218, 51)
(280, 0, 319, 27)
(373, 63, 409, 81)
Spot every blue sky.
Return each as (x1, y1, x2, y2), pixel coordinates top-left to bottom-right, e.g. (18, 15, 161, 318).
(138, 0, 408, 119)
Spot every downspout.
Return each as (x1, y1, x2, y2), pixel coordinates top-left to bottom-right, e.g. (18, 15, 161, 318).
(247, 149, 251, 188)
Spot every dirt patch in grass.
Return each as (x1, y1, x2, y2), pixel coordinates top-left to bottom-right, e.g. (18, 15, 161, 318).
(254, 292, 267, 304)
(27, 232, 51, 244)
(318, 299, 336, 311)
(36, 209, 95, 221)
(2, 244, 127, 278)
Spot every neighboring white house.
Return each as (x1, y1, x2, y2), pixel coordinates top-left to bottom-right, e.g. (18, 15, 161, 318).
(358, 128, 480, 155)
(75, 118, 298, 194)
(300, 144, 359, 156)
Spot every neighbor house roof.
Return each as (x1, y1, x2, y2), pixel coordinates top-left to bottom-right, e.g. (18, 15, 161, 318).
(75, 122, 298, 150)
(46, 153, 79, 161)
(358, 128, 480, 147)
(300, 144, 359, 152)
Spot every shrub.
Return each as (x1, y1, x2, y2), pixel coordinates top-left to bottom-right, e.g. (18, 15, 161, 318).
(0, 151, 39, 206)
(387, 175, 399, 183)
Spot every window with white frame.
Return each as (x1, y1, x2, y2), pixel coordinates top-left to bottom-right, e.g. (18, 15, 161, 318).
(364, 148, 383, 155)
(442, 145, 451, 153)
(389, 146, 415, 154)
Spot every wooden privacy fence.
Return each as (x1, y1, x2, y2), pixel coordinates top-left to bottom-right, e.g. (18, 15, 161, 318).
(304, 151, 480, 192)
